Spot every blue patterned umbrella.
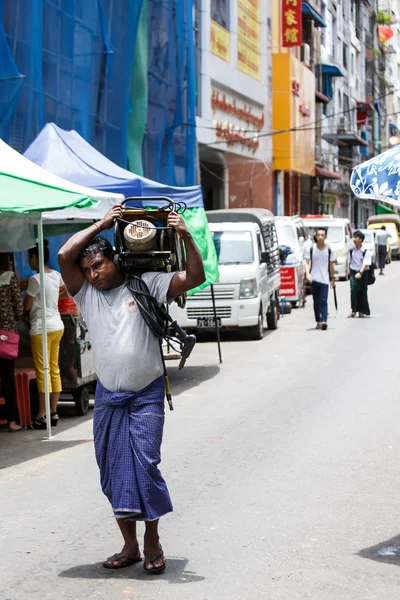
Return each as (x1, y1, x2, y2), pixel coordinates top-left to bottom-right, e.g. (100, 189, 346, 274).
(350, 145, 400, 207)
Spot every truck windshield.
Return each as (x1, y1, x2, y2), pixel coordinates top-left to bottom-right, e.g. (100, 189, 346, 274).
(212, 231, 254, 264)
(306, 225, 344, 243)
(276, 223, 297, 246)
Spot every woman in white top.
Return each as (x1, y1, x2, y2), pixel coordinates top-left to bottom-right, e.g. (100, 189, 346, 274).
(24, 241, 65, 429)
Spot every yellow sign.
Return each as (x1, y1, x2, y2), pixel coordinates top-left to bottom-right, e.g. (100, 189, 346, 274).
(211, 20, 230, 62)
(238, 37, 261, 81)
(238, 0, 259, 20)
(237, 0, 260, 80)
(272, 53, 316, 176)
(238, 4, 260, 50)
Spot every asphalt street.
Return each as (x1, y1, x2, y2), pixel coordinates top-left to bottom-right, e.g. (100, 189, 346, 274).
(1, 264, 400, 600)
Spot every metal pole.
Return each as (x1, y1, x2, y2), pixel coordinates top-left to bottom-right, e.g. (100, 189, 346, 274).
(210, 284, 222, 364)
(37, 215, 52, 439)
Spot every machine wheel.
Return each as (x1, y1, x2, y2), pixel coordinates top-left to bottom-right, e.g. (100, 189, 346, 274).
(73, 385, 90, 416)
(267, 297, 279, 330)
(245, 306, 264, 340)
(290, 301, 298, 308)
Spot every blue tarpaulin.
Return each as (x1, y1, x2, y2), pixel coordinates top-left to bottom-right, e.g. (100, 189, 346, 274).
(1, 0, 144, 166)
(24, 122, 204, 207)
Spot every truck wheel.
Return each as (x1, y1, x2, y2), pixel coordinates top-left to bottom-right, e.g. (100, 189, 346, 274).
(245, 307, 264, 340)
(267, 297, 279, 330)
(73, 386, 90, 416)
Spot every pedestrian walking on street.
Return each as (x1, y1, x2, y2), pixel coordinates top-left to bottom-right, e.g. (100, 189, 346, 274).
(0, 253, 23, 432)
(24, 242, 65, 429)
(304, 228, 336, 330)
(375, 226, 391, 275)
(58, 206, 205, 575)
(348, 230, 371, 318)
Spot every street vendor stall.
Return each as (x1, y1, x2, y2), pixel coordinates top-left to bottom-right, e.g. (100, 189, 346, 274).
(0, 140, 125, 412)
(0, 171, 98, 439)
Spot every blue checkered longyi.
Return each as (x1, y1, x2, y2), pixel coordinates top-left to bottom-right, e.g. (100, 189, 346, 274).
(93, 376, 173, 521)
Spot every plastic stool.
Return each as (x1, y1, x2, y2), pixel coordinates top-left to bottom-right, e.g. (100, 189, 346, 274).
(14, 368, 36, 427)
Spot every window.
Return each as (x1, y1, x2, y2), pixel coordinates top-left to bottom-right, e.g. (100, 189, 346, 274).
(257, 233, 264, 255)
(321, 4, 326, 46)
(212, 231, 254, 265)
(211, 0, 229, 29)
(343, 43, 348, 69)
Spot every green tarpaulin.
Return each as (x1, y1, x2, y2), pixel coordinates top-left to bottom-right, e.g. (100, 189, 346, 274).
(376, 203, 399, 215)
(182, 208, 219, 295)
(0, 170, 96, 216)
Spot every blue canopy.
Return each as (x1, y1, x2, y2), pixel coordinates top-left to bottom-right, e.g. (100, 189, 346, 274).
(302, 2, 327, 27)
(351, 145, 400, 207)
(24, 123, 204, 208)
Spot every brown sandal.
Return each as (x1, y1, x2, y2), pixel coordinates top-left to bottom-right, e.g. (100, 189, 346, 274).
(103, 552, 142, 569)
(143, 547, 166, 575)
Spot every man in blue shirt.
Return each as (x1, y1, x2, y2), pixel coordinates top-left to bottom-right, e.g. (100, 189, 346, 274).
(348, 230, 371, 318)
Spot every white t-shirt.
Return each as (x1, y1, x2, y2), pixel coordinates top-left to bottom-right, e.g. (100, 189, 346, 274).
(27, 271, 65, 336)
(72, 272, 176, 393)
(304, 244, 336, 285)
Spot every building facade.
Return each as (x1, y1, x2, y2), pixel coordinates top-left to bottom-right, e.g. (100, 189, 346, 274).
(195, 0, 274, 211)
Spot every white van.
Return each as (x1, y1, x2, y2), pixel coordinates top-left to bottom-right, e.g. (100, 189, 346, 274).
(169, 210, 281, 340)
(302, 217, 353, 280)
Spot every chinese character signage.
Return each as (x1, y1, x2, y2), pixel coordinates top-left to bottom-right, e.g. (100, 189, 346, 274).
(282, 0, 302, 47)
(211, 19, 230, 62)
(237, 0, 261, 80)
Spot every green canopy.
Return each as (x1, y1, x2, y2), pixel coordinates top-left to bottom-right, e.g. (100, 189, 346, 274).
(0, 170, 96, 216)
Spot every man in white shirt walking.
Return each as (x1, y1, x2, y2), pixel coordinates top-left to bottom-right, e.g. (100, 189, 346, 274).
(304, 228, 336, 330)
(348, 230, 371, 318)
(375, 226, 391, 275)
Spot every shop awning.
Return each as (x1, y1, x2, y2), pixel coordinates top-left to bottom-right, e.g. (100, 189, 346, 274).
(315, 166, 342, 180)
(302, 2, 327, 27)
(322, 132, 369, 146)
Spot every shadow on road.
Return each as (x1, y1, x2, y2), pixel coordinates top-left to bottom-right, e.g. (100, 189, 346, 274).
(167, 364, 221, 396)
(59, 557, 205, 584)
(0, 403, 94, 470)
(358, 534, 400, 566)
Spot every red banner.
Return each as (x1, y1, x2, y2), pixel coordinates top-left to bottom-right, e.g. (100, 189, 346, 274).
(281, 0, 302, 47)
(280, 266, 297, 299)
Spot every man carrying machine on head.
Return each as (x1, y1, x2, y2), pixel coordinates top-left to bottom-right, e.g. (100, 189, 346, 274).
(58, 204, 205, 575)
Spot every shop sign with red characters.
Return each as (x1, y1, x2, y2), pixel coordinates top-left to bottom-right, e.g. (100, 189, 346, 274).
(282, 0, 302, 47)
(280, 266, 297, 299)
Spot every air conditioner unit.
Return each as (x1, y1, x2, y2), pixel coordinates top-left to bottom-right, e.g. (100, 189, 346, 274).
(301, 43, 311, 67)
(338, 116, 349, 132)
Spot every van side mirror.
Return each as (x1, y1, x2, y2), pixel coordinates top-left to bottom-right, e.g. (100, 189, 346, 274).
(345, 234, 350, 243)
(299, 236, 304, 244)
(261, 250, 270, 264)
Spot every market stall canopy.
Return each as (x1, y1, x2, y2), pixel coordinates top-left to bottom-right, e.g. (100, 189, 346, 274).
(24, 123, 203, 207)
(0, 139, 123, 222)
(0, 170, 97, 251)
(351, 144, 400, 208)
(25, 123, 219, 292)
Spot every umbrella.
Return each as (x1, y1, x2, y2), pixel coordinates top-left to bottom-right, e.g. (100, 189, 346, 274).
(333, 284, 338, 312)
(350, 145, 400, 207)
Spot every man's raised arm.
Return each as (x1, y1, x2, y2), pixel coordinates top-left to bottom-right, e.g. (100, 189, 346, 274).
(58, 205, 122, 296)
